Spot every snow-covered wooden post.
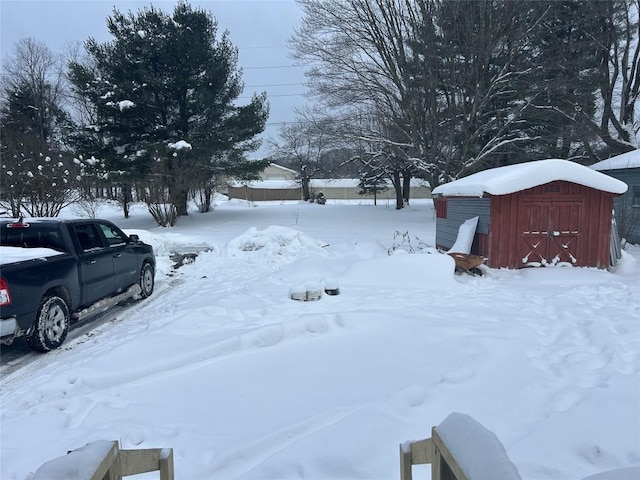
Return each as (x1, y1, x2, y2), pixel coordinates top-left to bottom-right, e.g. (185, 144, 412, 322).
(400, 413, 521, 480)
(120, 447, 174, 480)
(32, 440, 174, 480)
(399, 438, 434, 480)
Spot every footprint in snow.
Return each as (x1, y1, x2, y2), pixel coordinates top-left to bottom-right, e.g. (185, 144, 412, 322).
(440, 366, 475, 384)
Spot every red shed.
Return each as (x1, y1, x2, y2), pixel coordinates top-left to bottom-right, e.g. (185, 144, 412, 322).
(431, 159, 628, 269)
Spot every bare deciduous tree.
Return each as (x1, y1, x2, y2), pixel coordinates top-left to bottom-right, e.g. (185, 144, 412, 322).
(269, 108, 341, 201)
(0, 38, 76, 217)
(590, 0, 639, 154)
(2, 38, 68, 148)
(291, 0, 543, 196)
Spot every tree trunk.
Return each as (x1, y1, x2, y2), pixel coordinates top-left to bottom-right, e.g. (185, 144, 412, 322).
(301, 176, 311, 201)
(172, 187, 189, 216)
(203, 187, 212, 212)
(402, 173, 411, 205)
(177, 199, 189, 216)
(121, 183, 131, 219)
(392, 171, 403, 210)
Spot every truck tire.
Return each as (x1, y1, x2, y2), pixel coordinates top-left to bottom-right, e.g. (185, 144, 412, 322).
(26, 296, 70, 352)
(139, 263, 154, 298)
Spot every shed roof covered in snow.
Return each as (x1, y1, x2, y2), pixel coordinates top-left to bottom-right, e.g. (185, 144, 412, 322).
(431, 159, 628, 197)
(590, 149, 640, 171)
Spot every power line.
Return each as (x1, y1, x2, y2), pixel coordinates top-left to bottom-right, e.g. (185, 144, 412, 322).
(245, 82, 304, 88)
(264, 116, 375, 127)
(264, 120, 311, 126)
(239, 93, 306, 100)
(244, 65, 301, 70)
(267, 93, 307, 98)
(238, 44, 288, 50)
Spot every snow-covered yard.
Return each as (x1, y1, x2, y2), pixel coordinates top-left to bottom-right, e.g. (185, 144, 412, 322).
(1, 199, 639, 480)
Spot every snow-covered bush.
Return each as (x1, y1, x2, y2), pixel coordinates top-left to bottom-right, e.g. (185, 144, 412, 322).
(1, 152, 80, 217)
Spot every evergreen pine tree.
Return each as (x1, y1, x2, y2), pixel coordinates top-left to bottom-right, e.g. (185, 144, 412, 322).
(68, 2, 269, 219)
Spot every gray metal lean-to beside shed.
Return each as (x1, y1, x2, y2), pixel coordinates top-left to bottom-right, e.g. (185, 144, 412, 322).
(431, 159, 628, 269)
(591, 150, 640, 245)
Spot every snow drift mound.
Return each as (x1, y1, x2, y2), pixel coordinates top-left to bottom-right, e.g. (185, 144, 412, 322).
(339, 252, 460, 290)
(224, 226, 329, 259)
(615, 246, 640, 276)
(123, 229, 211, 257)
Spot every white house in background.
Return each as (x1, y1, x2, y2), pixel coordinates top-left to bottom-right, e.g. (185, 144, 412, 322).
(260, 163, 298, 181)
(226, 163, 301, 201)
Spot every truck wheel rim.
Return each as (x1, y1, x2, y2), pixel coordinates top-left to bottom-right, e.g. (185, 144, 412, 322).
(142, 268, 153, 294)
(45, 304, 66, 341)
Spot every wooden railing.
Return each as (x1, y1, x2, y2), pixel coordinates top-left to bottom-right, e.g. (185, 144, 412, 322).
(400, 427, 463, 480)
(33, 440, 174, 480)
(400, 413, 522, 480)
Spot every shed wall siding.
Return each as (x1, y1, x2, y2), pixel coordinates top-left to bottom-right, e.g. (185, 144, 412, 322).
(487, 182, 614, 269)
(591, 188, 615, 268)
(601, 168, 640, 244)
(435, 197, 490, 251)
(489, 194, 519, 268)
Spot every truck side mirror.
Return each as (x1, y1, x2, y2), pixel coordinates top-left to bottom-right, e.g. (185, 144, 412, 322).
(129, 234, 140, 242)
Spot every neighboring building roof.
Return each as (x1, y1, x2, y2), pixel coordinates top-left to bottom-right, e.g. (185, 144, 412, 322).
(431, 159, 628, 197)
(312, 179, 360, 188)
(590, 149, 640, 171)
(268, 163, 299, 175)
(227, 180, 298, 189)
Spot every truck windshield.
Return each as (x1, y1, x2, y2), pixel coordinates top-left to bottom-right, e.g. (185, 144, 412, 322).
(0, 224, 67, 252)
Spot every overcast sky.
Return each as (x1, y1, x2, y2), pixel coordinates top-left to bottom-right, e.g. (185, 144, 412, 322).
(0, 0, 309, 157)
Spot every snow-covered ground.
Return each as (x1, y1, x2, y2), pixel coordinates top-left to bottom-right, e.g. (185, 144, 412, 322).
(1, 198, 639, 480)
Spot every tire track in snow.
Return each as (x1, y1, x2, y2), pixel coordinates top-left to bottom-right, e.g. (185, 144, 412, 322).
(2, 244, 328, 405)
(0, 277, 181, 391)
(4, 312, 347, 414)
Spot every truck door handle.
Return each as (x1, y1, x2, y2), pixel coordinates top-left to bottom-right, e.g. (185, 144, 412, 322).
(86, 260, 96, 265)
(113, 253, 122, 258)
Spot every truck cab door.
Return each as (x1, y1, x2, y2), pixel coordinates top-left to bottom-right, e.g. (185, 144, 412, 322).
(96, 221, 140, 292)
(73, 223, 115, 305)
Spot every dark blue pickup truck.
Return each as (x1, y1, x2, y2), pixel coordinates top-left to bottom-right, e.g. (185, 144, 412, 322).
(0, 218, 155, 352)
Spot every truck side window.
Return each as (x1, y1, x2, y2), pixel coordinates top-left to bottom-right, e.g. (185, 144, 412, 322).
(43, 231, 66, 251)
(1, 226, 65, 251)
(98, 223, 127, 246)
(74, 224, 104, 251)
